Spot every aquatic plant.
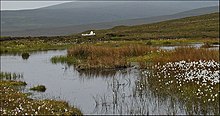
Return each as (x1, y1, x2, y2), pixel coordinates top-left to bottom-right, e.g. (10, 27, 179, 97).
(21, 52, 30, 60)
(141, 60, 220, 115)
(0, 72, 23, 80)
(51, 55, 78, 65)
(67, 44, 158, 69)
(30, 85, 46, 92)
(0, 71, 82, 115)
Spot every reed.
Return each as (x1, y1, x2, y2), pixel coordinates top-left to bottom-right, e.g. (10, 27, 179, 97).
(0, 72, 23, 80)
(153, 47, 219, 63)
(30, 85, 46, 92)
(67, 44, 158, 69)
(51, 55, 77, 65)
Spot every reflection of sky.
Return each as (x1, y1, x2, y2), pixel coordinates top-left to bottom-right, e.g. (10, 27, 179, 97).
(1, 1, 219, 11)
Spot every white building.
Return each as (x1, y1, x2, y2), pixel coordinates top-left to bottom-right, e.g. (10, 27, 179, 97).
(82, 31, 96, 36)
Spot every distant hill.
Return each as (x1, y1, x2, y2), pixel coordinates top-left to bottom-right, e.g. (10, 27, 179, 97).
(1, 2, 219, 36)
(1, 12, 219, 41)
(88, 12, 219, 40)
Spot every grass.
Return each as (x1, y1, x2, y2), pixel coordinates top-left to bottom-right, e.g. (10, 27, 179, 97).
(0, 36, 10, 39)
(155, 47, 219, 62)
(0, 72, 82, 115)
(66, 44, 158, 69)
(30, 85, 46, 92)
(0, 72, 23, 80)
(51, 55, 78, 65)
(1, 13, 219, 54)
(51, 43, 219, 70)
(140, 60, 219, 115)
(0, 81, 27, 86)
(0, 84, 82, 115)
(0, 39, 73, 54)
(76, 12, 219, 40)
(129, 47, 219, 68)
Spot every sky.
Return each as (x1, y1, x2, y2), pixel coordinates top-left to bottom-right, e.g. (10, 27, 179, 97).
(1, 1, 219, 11)
(1, 1, 72, 10)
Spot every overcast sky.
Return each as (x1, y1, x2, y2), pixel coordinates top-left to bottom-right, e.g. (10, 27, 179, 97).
(1, 1, 219, 11)
(1, 1, 72, 10)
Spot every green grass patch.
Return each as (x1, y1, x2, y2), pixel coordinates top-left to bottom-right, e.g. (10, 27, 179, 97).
(30, 85, 46, 92)
(0, 39, 73, 54)
(76, 12, 219, 40)
(1, 13, 219, 54)
(51, 55, 78, 65)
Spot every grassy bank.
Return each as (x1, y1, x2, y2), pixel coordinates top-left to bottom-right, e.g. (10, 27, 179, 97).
(51, 43, 219, 70)
(0, 72, 82, 115)
(76, 12, 219, 40)
(0, 39, 73, 54)
(129, 47, 219, 66)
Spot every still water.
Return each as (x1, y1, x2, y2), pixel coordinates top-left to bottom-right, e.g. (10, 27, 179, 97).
(1, 50, 139, 114)
(1, 48, 218, 115)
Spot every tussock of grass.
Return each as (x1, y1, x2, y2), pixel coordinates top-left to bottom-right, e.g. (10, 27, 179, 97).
(30, 85, 46, 92)
(21, 52, 30, 60)
(51, 55, 78, 65)
(67, 44, 158, 69)
(130, 47, 219, 67)
(154, 47, 219, 63)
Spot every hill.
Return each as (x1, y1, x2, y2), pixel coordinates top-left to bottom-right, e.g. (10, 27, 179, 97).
(1, 2, 218, 36)
(77, 12, 219, 40)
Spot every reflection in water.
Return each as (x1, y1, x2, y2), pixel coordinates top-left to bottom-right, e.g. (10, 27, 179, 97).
(77, 69, 117, 79)
(160, 43, 219, 51)
(92, 70, 184, 115)
(93, 68, 219, 115)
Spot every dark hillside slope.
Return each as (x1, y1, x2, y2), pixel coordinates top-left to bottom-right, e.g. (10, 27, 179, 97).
(1, 13, 219, 42)
(78, 12, 219, 40)
(1, 2, 218, 36)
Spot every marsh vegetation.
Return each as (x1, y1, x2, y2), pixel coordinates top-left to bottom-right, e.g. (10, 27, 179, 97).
(1, 12, 219, 115)
(0, 72, 82, 115)
(30, 85, 47, 92)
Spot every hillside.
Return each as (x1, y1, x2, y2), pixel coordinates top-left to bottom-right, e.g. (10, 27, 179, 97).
(79, 12, 219, 40)
(1, 12, 219, 54)
(1, 12, 219, 42)
(1, 2, 218, 36)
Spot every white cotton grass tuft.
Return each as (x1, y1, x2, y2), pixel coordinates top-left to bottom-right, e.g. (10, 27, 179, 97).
(141, 60, 219, 102)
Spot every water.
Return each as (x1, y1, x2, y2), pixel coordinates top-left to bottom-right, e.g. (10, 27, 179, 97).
(1, 50, 139, 114)
(160, 43, 219, 50)
(1, 49, 219, 115)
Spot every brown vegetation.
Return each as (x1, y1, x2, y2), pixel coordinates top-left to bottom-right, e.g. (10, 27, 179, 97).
(67, 44, 158, 69)
(152, 47, 219, 63)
